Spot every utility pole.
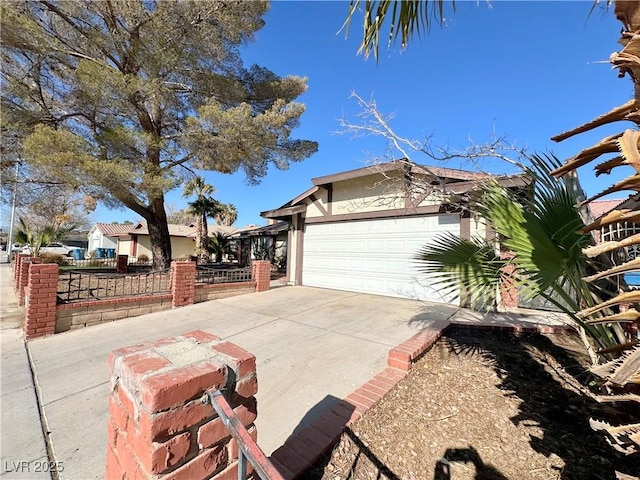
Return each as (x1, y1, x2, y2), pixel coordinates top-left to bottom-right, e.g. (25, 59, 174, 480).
(6, 162, 18, 263)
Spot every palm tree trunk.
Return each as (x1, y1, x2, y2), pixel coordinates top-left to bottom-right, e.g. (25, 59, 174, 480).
(200, 213, 209, 263)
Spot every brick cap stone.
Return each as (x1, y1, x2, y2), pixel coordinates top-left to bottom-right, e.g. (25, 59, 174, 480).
(110, 330, 257, 415)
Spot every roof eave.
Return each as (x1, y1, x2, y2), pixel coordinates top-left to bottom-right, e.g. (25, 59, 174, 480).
(261, 204, 307, 220)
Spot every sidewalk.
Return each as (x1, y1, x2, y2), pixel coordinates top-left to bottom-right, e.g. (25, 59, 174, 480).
(0, 263, 50, 479)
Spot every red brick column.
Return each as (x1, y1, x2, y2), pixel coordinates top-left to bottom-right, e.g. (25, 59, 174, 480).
(252, 260, 271, 293)
(12, 253, 21, 279)
(17, 257, 40, 306)
(14, 253, 25, 282)
(24, 263, 58, 340)
(105, 330, 259, 480)
(499, 252, 518, 309)
(171, 261, 196, 308)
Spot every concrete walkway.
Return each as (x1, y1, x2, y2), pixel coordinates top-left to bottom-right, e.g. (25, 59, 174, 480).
(1, 264, 570, 480)
(0, 264, 50, 479)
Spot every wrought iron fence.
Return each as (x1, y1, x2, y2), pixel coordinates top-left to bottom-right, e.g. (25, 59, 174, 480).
(57, 269, 171, 304)
(195, 266, 253, 285)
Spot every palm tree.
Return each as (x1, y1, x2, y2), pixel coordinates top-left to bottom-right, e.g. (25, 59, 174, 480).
(182, 177, 222, 263)
(215, 203, 238, 226)
(208, 232, 233, 263)
(15, 217, 75, 256)
(416, 155, 624, 362)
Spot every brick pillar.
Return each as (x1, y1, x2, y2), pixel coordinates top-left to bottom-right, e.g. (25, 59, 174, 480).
(171, 261, 196, 308)
(12, 253, 19, 278)
(17, 257, 40, 307)
(499, 252, 518, 309)
(117, 255, 129, 274)
(24, 263, 58, 340)
(252, 260, 271, 293)
(14, 253, 27, 281)
(105, 330, 259, 480)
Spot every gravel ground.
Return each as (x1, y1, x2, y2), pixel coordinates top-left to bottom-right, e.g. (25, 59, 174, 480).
(306, 328, 640, 480)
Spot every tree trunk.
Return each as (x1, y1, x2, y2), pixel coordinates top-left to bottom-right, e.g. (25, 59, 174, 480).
(146, 198, 172, 270)
(200, 213, 209, 263)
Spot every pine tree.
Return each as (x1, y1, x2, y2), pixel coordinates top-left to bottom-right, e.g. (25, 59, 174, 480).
(1, 1, 317, 268)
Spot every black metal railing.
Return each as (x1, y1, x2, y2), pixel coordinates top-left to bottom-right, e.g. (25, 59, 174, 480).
(57, 269, 171, 304)
(203, 390, 284, 480)
(195, 266, 253, 286)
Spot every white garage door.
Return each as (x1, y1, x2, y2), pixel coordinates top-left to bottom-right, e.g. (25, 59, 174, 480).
(302, 215, 460, 303)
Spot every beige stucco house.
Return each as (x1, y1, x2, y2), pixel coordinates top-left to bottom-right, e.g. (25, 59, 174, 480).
(261, 160, 529, 304)
(116, 223, 198, 260)
(87, 222, 238, 261)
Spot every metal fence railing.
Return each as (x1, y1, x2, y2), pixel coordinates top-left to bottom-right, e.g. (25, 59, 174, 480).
(195, 266, 253, 286)
(203, 390, 284, 480)
(57, 269, 171, 304)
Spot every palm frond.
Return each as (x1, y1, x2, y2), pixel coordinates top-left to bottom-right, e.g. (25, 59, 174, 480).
(414, 233, 504, 309)
(342, 0, 449, 61)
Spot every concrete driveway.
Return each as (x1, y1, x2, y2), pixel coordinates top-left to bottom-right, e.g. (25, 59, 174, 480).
(26, 285, 464, 479)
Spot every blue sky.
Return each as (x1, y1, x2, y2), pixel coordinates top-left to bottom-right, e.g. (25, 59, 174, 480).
(92, 1, 631, 227)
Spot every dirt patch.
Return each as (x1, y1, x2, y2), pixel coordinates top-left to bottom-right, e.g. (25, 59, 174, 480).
(307, 328, 640, 480)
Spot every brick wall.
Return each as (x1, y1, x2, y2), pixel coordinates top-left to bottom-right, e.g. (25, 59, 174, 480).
(24, 263, 58, 340)
(105, 330, 259, 479)
(17, 256, 40, 307)
(20, 259, 260, 339)
(499, 252, 518, 309)
(251, 260, 271, 293)
(56, 295, 172, 332)
(194, 282, 255, 303)
(171, 261, 196, 308)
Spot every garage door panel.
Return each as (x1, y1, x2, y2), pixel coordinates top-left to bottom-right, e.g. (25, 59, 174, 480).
(302, 215, 460, 303)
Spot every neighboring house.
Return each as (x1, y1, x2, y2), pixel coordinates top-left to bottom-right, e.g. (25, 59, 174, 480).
(588, 198, 627, 244)
(117, 222, 196, 260)
(87, 223, 134, 254)
(588, 196, 640, 287)
(234, 221, 289, 267)
(114, 222, 240, 261)
(261, 160, 529, 304)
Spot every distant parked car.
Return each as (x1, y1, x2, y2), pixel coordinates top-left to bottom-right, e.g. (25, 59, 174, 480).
(21, 243, 81, 257)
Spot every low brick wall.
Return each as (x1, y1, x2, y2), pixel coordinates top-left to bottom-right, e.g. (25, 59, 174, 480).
(20, 259, 271, 339)
(195, 282, 256, 303)
(56, 295, 173, 332)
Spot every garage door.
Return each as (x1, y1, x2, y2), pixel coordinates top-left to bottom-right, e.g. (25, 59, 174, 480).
(302, 215, 460, 303)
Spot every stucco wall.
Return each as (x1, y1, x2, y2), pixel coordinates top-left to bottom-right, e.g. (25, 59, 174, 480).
(88, 229, 117, 253)
(132, 236, 196, 260)
(306, 188, 329, 218)
(470, 213, 489, 239)
(331, 173, 406, 215)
